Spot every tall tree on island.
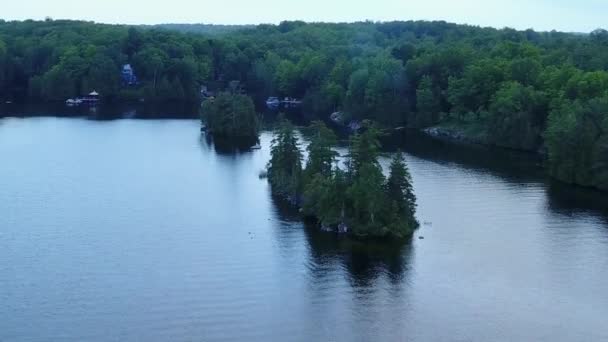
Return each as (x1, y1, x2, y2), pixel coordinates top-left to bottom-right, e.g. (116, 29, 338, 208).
(302, 121, 344, 227)
(347, 162, 390, 236)
(387, 152, 419, 234)
(267, 116, 303, 204)
(347, 120, 383, 177)
(303, 121, 338, 183)
(302, 170, 349, 228)
(345, 122, 392, 236)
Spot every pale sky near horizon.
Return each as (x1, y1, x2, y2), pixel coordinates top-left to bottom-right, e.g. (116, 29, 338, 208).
(3, 0, 607, 32)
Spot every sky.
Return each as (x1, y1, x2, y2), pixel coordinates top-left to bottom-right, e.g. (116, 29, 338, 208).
(3, 0, 607, 32)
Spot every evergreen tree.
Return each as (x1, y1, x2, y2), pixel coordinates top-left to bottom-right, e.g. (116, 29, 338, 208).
(347, 162, 389, 236)
(387, 152, 419, 233)
(267, 117, 303, 204)
(302, 170, 348, 227)
(347, 121, 383, 177)
(303, 121, 338, 184)
(345, 123, 392, 236)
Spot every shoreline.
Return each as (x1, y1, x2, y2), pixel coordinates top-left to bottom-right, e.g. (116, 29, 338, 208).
(420, 124, 608, 193)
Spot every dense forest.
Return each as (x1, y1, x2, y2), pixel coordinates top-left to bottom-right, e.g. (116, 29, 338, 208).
(0, 19, 607, 189)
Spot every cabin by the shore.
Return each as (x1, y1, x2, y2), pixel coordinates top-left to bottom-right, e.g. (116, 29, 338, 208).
(65, 91, 100, 106)
(121, 64, 138, 86)
(201, 85, 215, 100)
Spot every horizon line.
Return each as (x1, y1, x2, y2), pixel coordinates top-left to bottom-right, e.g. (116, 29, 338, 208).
(0, 17, 601, 34)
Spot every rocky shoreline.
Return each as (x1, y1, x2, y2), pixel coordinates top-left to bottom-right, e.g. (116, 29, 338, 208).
(422, 125, 549, 156)
(422, 126, 489, 146)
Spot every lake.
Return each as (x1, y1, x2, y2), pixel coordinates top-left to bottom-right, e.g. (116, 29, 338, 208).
(1, 113, 608, 341)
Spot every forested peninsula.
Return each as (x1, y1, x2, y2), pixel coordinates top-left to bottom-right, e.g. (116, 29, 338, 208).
(1, 19, 607, 190)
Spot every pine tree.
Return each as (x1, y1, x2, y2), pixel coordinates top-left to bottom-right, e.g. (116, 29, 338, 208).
(347, 120, 382, 177)
(267, 116, 303, 204)
(345, 122, 392, 236)
(386, 151, 419, 234)
(303, 121, 338, 184)
(303, 169, 348, 227)
(347, 162, 389, 236)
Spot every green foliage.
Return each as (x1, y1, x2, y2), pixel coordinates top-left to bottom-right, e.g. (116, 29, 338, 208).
(267, 117, 303, 203)
(3, 19, 608, 189)
(0, 20, 214, 102)
(347, 121, 383, 175)
(545, 96, 608, 190)
(487, 81, 548, 150)
(344, 125, 417, 238)
(414, 75, 441, 128)
(275, 60, 298, 95)
(269, 119, 419, 239)
(448, 58, 506, 119)
(202, 93, 258, 140)
(386, 152, 418, 232)
(347, 162, 390, 236)
(508, 57, 542, 86)
(303, 121, 338, 183)
(302, 171, 348, 227)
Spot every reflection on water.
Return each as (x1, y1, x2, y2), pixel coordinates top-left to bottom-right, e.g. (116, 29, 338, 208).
(0, 102, 201, 120)
(547, 181, 608, 216)
(273, 197, 413, 289)
(202, 133, 260, 154)
(384, 128, 546, 181)
(1, 116, 608, 341)
(387, 129, 608, 218)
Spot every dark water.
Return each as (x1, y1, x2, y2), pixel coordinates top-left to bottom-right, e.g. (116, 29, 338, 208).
(1, 116, 608, 341)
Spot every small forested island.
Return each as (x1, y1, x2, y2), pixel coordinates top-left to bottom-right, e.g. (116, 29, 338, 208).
(267, 118, 419, 238)
(201, 92, 259, 145)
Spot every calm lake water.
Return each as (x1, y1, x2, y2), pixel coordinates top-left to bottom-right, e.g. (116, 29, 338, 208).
(1, 113, 608, 341)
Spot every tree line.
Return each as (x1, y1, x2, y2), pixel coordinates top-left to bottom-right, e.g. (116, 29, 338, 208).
(1, 19, 607, 189)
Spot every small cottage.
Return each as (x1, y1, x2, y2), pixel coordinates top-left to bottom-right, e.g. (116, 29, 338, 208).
(121, 64, 138, 85)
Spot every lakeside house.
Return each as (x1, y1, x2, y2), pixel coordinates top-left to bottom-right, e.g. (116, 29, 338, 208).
(201, 85, 215, 100)
(266, 96, 280, 108)
(265, 96, 302, 109)
(65, 91, 100, 106)
(84, 91, 100, 103)
(121, 64, 138, 85)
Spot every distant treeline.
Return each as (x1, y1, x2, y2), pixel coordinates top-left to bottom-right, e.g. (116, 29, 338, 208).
(0, 19, 607, 189)
(146, 23, 254, 36)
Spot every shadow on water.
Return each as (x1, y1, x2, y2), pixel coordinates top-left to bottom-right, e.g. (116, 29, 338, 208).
(305, 223, 413, 288)
(383, 128, 546, 182)
(383, 129, 608, 220)
(271, 194, 413, 288)
(200, 133, 259, 155)
(547, 180, 608, 217)
(258, 106, 309, 125)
